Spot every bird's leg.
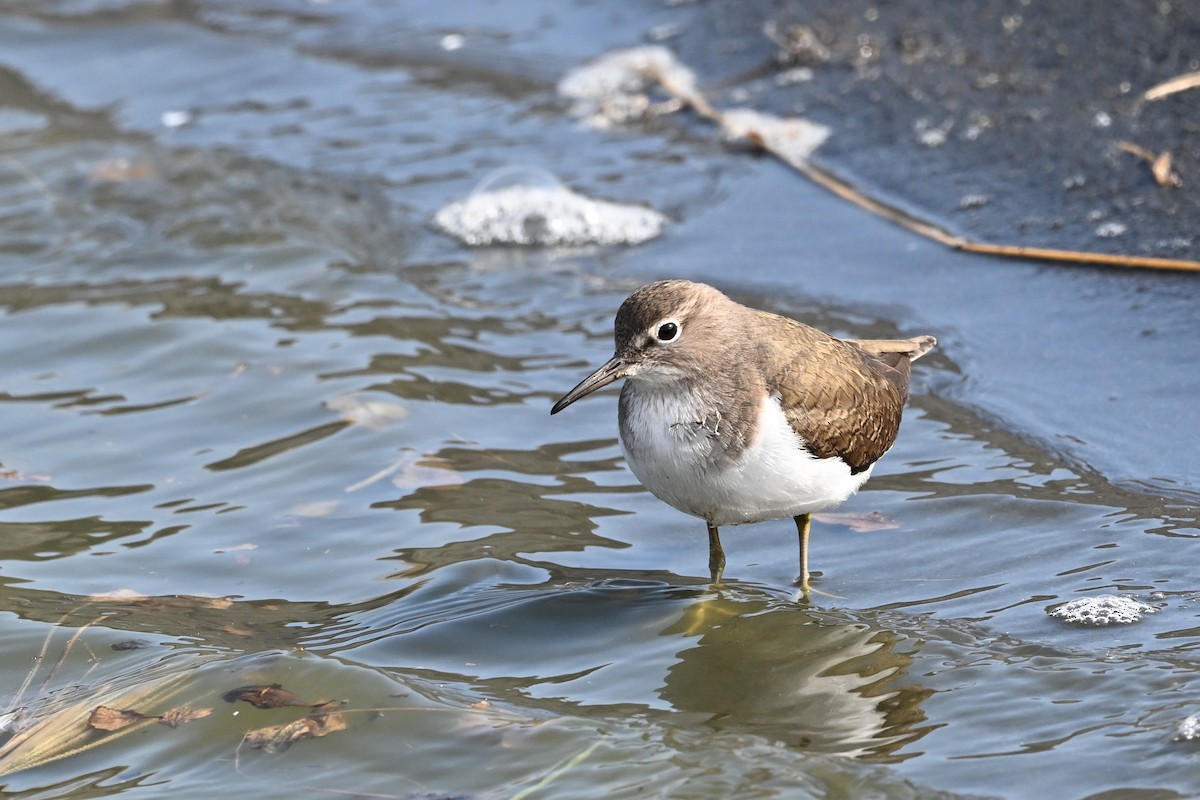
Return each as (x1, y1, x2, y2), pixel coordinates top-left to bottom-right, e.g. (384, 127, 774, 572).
(794, 513, 812, 589)
(706, 522, 725, 583)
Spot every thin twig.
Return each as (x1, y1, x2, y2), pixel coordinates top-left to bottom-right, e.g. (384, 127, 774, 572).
(955, 240, 1198, 270)
(5, 617, 66, 714)
(1117, 141, 1181, 188)
(1145, 71, 1200, 101)
(508, 737, 606, 800)
(2, 158, 57, 209)
(33, 616, 104, 702)
(345, 457, 406, 493)
(1117, 141, 1156, 162)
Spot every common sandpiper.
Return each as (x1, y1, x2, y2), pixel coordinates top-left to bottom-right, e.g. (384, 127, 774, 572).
(551, 279, 935, 586)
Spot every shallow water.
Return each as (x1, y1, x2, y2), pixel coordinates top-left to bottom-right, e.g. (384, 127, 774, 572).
(0, 2, 1197, 799)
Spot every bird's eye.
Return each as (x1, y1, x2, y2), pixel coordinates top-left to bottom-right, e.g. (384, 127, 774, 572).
(656, 321, 679, 342)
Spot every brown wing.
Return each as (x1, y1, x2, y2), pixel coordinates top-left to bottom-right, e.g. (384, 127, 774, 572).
(757, 316, 930, 473)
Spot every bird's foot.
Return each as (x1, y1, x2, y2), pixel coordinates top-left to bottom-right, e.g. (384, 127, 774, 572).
(791, 570, 843, 601)
(792, 569, 821, 589)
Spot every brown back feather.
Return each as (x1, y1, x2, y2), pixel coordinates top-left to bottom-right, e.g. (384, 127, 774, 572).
(756, 315, 934, 473)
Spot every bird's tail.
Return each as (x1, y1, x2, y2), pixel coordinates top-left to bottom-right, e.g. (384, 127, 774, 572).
(850, 335, 937, 362)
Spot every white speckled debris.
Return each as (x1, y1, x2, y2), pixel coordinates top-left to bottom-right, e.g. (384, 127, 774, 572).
(434, 167, 666, 247)
(325, 393, 408, 430)
(1175, 714, 1200, 742)
(1047, 595, 1158, 626)
(559, 46, 830, 169)
(558, 46, 701, 127)
(720, 108, 830, 167)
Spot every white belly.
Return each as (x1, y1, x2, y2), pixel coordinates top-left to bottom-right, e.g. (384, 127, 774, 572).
(620, 388, 872, 527)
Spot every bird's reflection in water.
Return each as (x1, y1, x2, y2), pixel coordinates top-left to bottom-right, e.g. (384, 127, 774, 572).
(358, 561, 935, 761)
(659, 587, 933, 759)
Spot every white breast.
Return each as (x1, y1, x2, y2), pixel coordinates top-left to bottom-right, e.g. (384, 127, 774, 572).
(620, 386, 872, 527)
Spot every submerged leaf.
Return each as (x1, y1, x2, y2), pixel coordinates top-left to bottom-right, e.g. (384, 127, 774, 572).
(223, 684, 308, 709)
(111, 639, 153, 651)
(89, 158, 157, 183)
(312, 711, 347, 735)
(157, 706, 213, 728)
(242, 710, 346, 754)
(243, 719, 316, 754)
(87, 707, 146, 732)
(220, 623, 258, 638)
(0, 468, 52, 483)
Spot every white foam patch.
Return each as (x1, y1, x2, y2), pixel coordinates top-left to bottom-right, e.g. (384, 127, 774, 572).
(720, 108, 830, 165)
(1047, 595, 1158, 626)
(1175, 714, 1200, 742)
(325, 393, 408, 430)
(558, 46, 700, 127)
(434, 167, 666, 247)
(558, 47, 830, 167)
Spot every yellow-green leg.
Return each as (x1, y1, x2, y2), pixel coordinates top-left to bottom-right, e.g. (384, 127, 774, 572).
(706, 522, 725, 583)
(794, 513, 812, 588)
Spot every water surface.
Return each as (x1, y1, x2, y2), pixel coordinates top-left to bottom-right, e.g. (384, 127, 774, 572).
(0, 3, 1196, 799)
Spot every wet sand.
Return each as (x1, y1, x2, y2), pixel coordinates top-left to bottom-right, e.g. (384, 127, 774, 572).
(666, 0, 1198, 262)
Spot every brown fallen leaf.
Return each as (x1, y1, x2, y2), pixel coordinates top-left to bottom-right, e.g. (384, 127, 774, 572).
(223, 684, 309, 709)
(220, 623, 257, 638)
(110, 639, 152, 651)
(312, 711, 347, 735)
(242, 710, 347, 754)
(87, 706, 146, 732)
(1152, 151, 1180, 188)
(243, 718, 318, 754)
(89, 159, 157, 184)
(157, 706, 213, 728)
(0, 673, 193, 778)
(0, 468, 52, 483)
(1117, 140, 1182, 188)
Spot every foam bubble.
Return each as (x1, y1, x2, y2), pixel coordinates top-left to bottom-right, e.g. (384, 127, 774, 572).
(1175, 714, 1200, 742)
(1047, 595, 1158, 626)
(434, 166, 666, 247)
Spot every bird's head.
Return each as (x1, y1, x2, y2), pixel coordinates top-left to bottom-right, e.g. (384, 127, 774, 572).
(551, 280, 732, 413)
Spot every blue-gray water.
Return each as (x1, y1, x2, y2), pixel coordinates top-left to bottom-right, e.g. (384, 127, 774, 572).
(0, 2, 1197, 798)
